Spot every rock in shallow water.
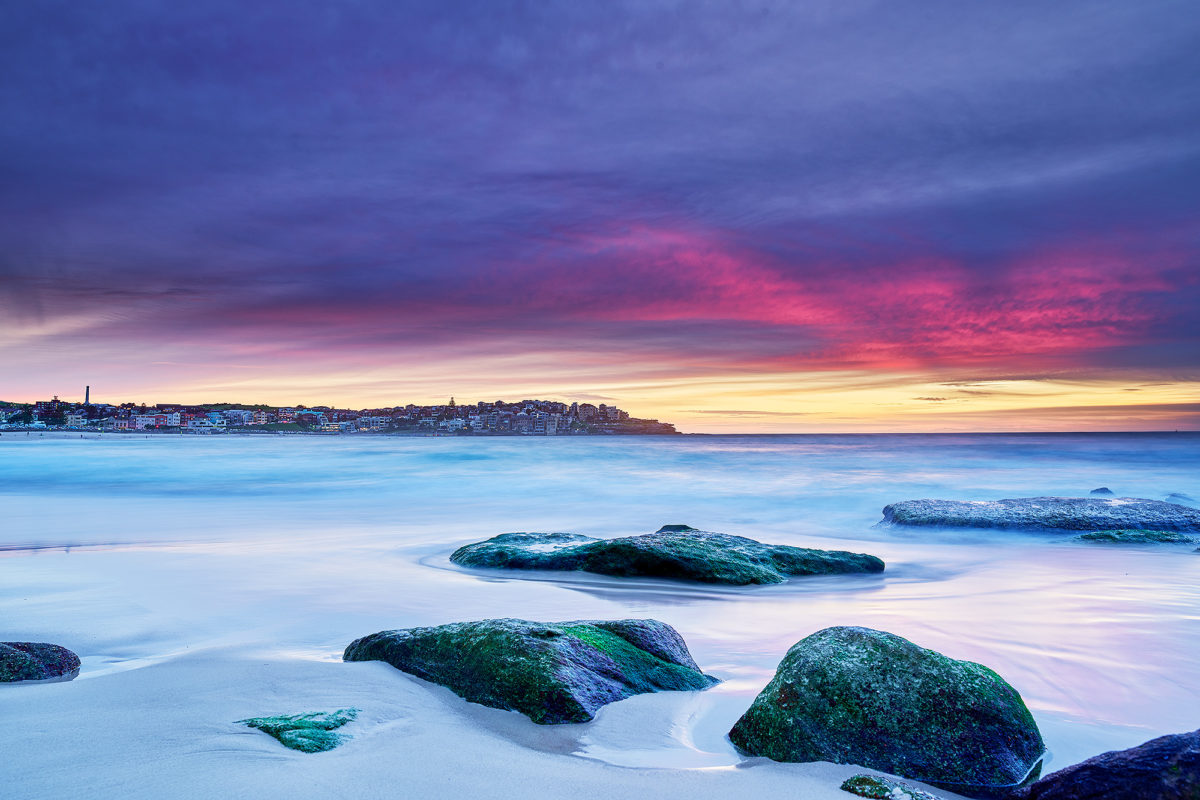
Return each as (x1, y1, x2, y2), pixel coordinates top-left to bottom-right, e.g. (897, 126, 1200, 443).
(1075, 529, 1197, 544)
(0, 642, 80, 682)
(880, 497, 1200, 532)
(1090, 487, 1115, 496)
(238, 709, 358, 753)
(1012, 728, 1199, 800)
(450, 525, 884, 585)
(728, 626, 1044, 798)
(344, 618, 718, 724)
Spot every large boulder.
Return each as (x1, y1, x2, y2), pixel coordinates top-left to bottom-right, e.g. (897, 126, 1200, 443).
(1075, 529, 1197, 544)
(880, 497, 1200, 532)
(0, 642, 80, 682)
(450, 525, 884, 585)
(728, 627, 1044, 797)
(1012, 728, 1199, 800)
(344, 618, 718, 724)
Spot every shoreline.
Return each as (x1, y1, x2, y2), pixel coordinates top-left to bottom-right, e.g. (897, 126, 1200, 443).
(1, 434, 1195, 799)
(3, 429, 1198, 441)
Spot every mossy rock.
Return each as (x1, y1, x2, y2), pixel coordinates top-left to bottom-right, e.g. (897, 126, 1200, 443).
(238, 709, 358, 753)
(1074, 529, 1197, 544)
(0, 642, 80, 683)
(344, 618, 718, 724)
(450, 525, 884, 585)
(841, 774, 939, 800)
(729, 627, 1044, 798)
(881, 497, 1200, 532)
(1012, 728, 1199, 799)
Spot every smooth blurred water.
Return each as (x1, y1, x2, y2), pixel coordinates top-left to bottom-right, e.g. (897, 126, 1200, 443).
(1, 432, 1197, 771)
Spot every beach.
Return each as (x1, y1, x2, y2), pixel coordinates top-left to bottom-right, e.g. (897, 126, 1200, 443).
(2, 433, 1198, 799)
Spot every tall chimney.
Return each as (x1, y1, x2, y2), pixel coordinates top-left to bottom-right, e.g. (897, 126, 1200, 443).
(85, 385, 90, 405)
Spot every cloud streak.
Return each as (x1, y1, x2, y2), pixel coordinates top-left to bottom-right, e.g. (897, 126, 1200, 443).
(1, 1, 1198, 429)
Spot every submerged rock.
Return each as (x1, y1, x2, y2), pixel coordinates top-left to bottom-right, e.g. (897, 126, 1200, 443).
(728, 626, 1044, 798)
(1166, 492, 1196, 504)
(0, 642, 80, 682)
(1012, 728, 1199, 800)
(840, 775, 940, 800)
(344, 618, 717, 724)
(450, 525, 884, 585)
(1075, 529, 1197, 544)
(880, 497, 1200, 532)
(238, 709, 358, 753)
(1090, 487, 1115, 496)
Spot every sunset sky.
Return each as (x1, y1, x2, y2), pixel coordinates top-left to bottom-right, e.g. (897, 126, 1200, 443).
(2, 1, 1198, 432)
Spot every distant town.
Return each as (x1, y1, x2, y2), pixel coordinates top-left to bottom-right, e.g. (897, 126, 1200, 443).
(0, 388, 679, 436)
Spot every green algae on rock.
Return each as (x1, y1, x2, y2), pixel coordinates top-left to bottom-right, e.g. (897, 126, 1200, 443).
(450, 525, 884, 585)
(1074, 529, 1197, 544)
(238, 709, 359, 753)
(841, 775, 940, 800)
(729, 627, 1044, 798)
(880, 497, 1200, 532)
(0, 642, 80, 683)
(344, 618, 717, 724)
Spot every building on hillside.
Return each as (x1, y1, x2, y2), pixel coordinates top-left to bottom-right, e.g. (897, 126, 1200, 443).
(223, 409, 254, 425)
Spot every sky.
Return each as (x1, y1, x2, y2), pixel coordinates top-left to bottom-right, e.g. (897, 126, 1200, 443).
(1, 1, 1198, 432)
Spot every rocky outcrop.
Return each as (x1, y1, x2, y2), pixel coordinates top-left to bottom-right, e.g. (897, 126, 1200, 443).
(880, 497, 1200, 533)
(0, 642, 80, 682)
(450, 525, 884, 585)
(1090, 487, 1115, 496)
(238, 709, 359, 753)
(1075, 529, 1197, 544)
(1012, 728, 1199, 800)
(344, 618, 718, 724)
(728, 627, 1044, 798)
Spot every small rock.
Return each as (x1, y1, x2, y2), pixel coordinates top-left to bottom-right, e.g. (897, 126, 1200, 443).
(451, 525, 884, 585)
(841, 774, 940, 800)
(344, 618, 717, 724)
(0, 642, 80, 682)
(1089, 487, 1115, 496)
(1075, 529, 1196, 544)
(728, 626, 1044, 798)
(1012, 728, 1199, 799)
(238, 709, 358, 753)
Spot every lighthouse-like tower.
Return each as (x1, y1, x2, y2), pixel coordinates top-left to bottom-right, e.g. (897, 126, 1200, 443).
(84, 385, 90, 406)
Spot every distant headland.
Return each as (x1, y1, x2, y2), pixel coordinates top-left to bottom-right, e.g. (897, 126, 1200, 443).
(0, 392, 678, 436)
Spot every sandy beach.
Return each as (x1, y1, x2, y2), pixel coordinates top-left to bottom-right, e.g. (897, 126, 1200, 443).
(3, 433, 1198, 798)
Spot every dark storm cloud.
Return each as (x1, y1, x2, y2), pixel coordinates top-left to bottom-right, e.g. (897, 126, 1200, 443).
(1, 0, 1198, 376)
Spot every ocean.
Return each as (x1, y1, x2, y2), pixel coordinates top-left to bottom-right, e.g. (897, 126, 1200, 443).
(2, 432, 1197, 796)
